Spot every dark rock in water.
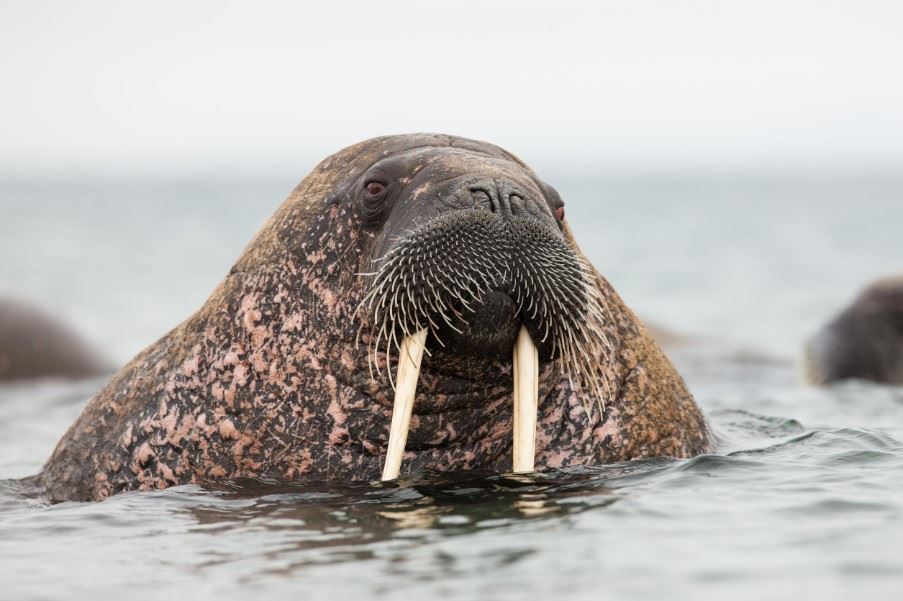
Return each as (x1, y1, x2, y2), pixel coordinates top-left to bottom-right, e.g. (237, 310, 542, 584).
(0, 297, 108, 381)
(804, 275, 903, 386)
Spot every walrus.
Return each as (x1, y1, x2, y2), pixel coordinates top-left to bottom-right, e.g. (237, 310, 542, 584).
(804, 275, 903, 385)
(0, 297, 108, 381)
(37, 134, 710, 502)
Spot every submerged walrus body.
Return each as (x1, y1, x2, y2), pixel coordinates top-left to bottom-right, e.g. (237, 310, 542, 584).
(40, 134, 710, 502)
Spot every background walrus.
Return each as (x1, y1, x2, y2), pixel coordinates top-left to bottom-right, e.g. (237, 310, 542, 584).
(0, 297, 108, 382)
(804, 275, 903, 385)
(39, 134, 710, 502)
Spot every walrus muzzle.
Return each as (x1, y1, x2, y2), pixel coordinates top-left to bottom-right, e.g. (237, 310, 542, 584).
(360, 204, 612, 480)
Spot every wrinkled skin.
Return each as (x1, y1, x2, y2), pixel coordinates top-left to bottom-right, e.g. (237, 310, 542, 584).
(38, 134, 711, 502)
(805, 275, 903, 385)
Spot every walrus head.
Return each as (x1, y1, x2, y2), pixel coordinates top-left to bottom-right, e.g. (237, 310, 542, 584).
(340, 136, 614, 477)
(356, 144, 608, 361)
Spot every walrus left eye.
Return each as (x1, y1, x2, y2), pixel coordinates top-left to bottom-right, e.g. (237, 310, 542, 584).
(540, 181, 565, 228)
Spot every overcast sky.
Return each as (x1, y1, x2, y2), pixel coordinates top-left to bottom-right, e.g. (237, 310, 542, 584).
(2, 0, 902, 175)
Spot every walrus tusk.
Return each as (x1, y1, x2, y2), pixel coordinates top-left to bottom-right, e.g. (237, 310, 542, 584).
(512, 326, 539, 473)
(381, 328, 428, 481)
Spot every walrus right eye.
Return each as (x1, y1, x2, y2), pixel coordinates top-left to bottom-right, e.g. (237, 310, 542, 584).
(365, 181, 386, 197)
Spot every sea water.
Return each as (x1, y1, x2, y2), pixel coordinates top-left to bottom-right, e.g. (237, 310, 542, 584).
(1, 174, 902, 600)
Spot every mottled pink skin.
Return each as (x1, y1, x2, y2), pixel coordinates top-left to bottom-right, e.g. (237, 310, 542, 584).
(39, 134, 710, 502)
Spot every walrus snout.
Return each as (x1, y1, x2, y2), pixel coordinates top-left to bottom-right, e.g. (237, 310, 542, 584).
(362, 207, 590, 362)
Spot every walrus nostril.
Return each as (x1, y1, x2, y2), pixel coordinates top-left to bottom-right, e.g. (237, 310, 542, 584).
(508, 193, 525, 215)
(470, 188, 493, 211)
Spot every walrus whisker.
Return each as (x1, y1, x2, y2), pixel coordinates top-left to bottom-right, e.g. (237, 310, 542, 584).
(429, 295, 456, 332)
(373, 320, 391, 379)
(539, 318, 552, 344)
(418, 299, 441, 332)
(385, 331, 399, 389)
